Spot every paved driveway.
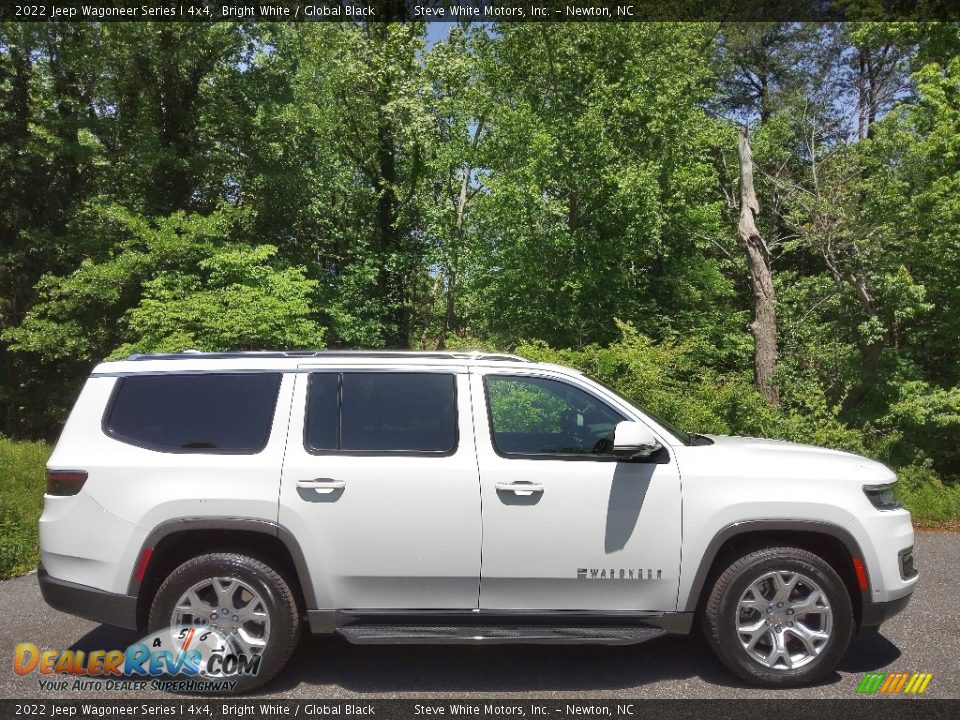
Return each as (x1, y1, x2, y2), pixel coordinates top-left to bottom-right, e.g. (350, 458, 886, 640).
(1, 531, 956, 699)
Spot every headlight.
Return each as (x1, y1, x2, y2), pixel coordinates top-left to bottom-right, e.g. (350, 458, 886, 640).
(863, 482, 902, 510)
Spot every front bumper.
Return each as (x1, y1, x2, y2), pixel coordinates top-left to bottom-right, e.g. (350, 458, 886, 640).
(860, 591, 912, 630)
(38, 568, 139, 630)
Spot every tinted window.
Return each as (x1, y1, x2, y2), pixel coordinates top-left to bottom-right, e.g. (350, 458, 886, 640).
(105, 373, 281, 453)
(305, 373, 339, 451)
(342, 373, 457, 452)
(305, 372, 457, 453)
(486, 376, 624, 456)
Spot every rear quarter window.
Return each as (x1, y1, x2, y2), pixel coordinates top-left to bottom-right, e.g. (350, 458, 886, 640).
(104, 373, 282, 453)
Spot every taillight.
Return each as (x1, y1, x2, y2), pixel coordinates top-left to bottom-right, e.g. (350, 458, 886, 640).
(46, 470, 88, 496)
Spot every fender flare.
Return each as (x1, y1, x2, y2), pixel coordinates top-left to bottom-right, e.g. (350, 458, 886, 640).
(682, 519, 869, 612)
(127, 517, 317, 609)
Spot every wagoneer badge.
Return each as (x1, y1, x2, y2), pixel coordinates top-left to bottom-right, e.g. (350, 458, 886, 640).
(578, 568, 663, 580)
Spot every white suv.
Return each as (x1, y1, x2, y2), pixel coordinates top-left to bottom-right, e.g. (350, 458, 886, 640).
(39, 351, 917, 690)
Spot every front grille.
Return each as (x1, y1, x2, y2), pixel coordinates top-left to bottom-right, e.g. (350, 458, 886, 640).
(899, 547, 917, 580)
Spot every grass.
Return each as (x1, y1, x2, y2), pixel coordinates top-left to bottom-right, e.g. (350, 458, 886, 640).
(0, 434, 955, 581)
(0, 437, 50, 579)
(895, 463, 960, 528)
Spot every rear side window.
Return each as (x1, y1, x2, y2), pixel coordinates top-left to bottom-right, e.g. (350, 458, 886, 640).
(105, 373, 282, 453)
(305, 372, 457, 454)
(304, 373, 339, 451)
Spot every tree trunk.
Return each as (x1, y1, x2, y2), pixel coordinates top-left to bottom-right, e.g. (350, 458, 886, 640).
(857, 50, 868, 141)
(841, 269, 883, 414)
(374, 118, 409, 348)
(438, 165, 469, 348)
(440, 120, 484, 348)
(737, 131, 780, 406)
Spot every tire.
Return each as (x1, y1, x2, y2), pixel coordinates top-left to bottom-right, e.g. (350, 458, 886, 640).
(702, 546, 853, 687)
(148, 552, 301, 693)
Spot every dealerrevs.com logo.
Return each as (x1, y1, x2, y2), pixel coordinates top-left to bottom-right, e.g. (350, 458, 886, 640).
(13, 626, 260, 693)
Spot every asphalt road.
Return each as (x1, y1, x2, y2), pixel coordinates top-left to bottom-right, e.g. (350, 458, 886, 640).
(1, 531, 956, 700)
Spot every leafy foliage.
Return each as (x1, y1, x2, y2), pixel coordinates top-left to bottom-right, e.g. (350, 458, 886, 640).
(5, 204, 324, 361)
(0, 22, 958, 521)
(0, 438, 48, 579)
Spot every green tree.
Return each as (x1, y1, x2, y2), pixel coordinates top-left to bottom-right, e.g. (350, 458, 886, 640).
(466, 23, 730, 348)
(3, 205, 323, 427)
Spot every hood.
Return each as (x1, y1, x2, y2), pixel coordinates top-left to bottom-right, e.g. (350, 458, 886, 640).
(701, 434, 896, 485)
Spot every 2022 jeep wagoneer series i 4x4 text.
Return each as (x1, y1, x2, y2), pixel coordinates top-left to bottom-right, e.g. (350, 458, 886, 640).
(39, 351, 917, 690)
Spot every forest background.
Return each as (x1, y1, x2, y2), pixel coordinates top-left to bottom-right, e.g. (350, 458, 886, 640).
(2, 20, 960, 575)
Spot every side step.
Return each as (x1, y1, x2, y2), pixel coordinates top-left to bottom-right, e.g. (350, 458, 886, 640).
(337, 624, 666, 645)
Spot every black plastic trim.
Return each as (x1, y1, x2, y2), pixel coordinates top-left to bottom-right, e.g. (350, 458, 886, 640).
(39, 569, 139, 630)
(683, 519, 870, 613)
(861, 592, 912, 628)
(898, 545, 917, 580)
(128, 517, 318, 610)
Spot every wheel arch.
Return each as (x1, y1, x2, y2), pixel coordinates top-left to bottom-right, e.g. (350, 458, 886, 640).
(129, 518, 316, 631)
(684, 520, 867, 626)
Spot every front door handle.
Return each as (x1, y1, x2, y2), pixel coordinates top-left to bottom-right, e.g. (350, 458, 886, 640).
(495, 481, 544, 496)
(297, 478, 346, 494)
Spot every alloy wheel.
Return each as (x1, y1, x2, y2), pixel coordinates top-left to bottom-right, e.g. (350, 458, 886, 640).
(735, 570, 833, 670)
(170, 576, 271, 659)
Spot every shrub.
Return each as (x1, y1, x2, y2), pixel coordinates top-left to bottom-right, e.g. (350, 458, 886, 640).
(0, 438, 49, 579)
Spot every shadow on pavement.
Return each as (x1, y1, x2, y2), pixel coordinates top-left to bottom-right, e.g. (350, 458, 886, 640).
(69, 625, 142, 653)
(261, 634, 740, 695)
(257, 627, 905, 696)
(64, 622, 902, 696)
(838, 632, 902, 672)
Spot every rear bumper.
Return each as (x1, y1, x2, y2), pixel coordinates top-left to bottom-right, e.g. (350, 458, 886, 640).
(860, 590, 913, 630)
(38, 568, 139, 630)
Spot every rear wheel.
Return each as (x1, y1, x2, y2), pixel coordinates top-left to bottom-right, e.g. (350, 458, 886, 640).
(702, 546, 853, 687)
(149, 553, 301, 692)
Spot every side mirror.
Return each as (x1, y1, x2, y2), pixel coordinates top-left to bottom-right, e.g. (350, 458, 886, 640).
(613, 421, 661, 461)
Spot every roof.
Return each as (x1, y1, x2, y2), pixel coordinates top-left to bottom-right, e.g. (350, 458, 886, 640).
(125, 349, 530, 362)
(90, 349, 562, 376)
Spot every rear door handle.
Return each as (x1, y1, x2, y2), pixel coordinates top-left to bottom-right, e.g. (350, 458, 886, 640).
(495, 482, 544, 496)
(297, 478, 346, 494)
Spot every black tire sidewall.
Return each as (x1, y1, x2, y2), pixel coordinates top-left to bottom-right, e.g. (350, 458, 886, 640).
(711, 550, 853, 687)
(148, 554, 299, 692)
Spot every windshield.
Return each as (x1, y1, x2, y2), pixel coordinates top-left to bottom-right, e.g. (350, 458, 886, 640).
(585, 375, 693, 446)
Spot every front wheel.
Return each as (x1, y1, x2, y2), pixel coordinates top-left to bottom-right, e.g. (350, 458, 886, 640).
(148, 553, 301, 692)
(702, 546, 853, 687)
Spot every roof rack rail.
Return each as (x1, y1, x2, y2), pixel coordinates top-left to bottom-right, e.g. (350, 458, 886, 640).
(125, 350, 530, 362)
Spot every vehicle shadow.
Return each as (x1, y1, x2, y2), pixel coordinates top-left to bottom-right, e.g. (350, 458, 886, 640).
(66, 623, 902, 696)
(260, 629, 904, 696)
(837, 632, 902, 672)
(262, 633, 735, 695)
(69, 625, 142, 653)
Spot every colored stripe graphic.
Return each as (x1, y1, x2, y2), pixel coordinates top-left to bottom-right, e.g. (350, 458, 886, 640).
(879, 674, 897, 693)
(857, 672, 932, 694)
(856, 673, 885, 693)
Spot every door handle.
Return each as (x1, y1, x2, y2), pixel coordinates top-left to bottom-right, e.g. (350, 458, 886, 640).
(297, 478, 346, 494)
(495, 481, 544, 496)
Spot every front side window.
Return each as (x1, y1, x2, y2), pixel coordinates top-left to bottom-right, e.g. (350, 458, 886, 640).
(485, 375, 625, 457)
(305, 372, 458, 454)
(105, 373, 281, 453)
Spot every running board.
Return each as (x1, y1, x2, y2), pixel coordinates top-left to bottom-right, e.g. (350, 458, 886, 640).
(336, 624, 666, 645)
